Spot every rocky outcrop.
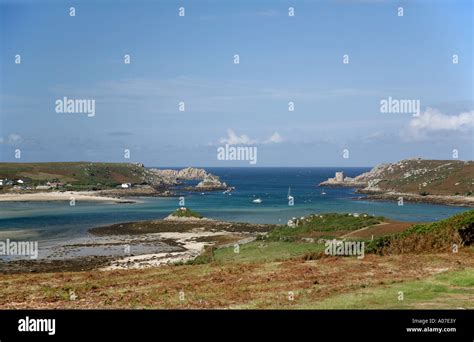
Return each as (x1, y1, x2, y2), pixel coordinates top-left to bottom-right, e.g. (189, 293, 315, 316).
(147, 167, 231, 191)
(196, 174, 228, 190)
(148, 167, 209, 183)
(319, 172, 366, 187)
(177, 167, 209, 180)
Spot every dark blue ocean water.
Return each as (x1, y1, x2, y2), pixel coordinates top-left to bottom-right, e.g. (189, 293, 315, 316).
(0, 167, 469, 244)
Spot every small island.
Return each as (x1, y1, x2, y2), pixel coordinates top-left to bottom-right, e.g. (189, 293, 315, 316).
(164, 207, 205, 220)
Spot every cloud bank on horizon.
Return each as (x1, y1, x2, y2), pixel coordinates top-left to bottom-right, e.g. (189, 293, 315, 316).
(0, 0, 472, 166)
(405, 109, 474, 141)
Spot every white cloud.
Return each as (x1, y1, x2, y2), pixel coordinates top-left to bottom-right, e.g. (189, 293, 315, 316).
(7, 134, 23, 144)
(404, 108, 474, 140)
(219, 129, 257, 145)
(0, 134, 23, 145)
(265, 132, 283, 144)
(218, 129, 283, 145)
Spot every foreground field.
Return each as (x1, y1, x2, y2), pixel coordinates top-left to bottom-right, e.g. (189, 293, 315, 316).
(313, 267, 474, 309)
(0, 250, 472, 309)
(0, 211, 472, 309)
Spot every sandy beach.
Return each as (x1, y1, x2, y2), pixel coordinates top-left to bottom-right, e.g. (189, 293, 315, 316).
(0, 191, 137, 203)
(101, 231, 234, 270)
(94, 218, 266, 270)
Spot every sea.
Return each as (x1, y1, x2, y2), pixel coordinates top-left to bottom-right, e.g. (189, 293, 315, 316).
(0, 167, 469, 246)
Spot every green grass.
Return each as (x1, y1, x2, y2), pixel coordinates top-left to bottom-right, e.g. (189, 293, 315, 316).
(213, 241, 326, 263)
(191, 213, 385, 265)
(296, 268, 474, 309)
(266, 213, 383, 242)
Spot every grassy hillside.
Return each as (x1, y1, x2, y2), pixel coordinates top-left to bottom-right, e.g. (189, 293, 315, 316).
(358, 159, 474, 196)
(367, 210, 474, 254)
(0, 162, 147, 189)
(265, 213, 384, 242)
(189, 213, 384, 266)
(209, 211, 473, 264)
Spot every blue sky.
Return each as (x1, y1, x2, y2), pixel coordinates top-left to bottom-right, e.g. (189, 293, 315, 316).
(0, 0, 473, 166)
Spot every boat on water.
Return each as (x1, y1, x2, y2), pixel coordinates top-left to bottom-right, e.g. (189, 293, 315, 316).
(223, 187, 235, 195)
(252, 198, 262, 203)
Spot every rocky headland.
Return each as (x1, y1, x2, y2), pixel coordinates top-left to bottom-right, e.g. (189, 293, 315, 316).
(0, 163, 232, 200)
(320, 158, 474, 207)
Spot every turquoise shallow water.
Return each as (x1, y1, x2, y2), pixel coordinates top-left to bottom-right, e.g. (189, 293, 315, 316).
(0, 167, 469, 244)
